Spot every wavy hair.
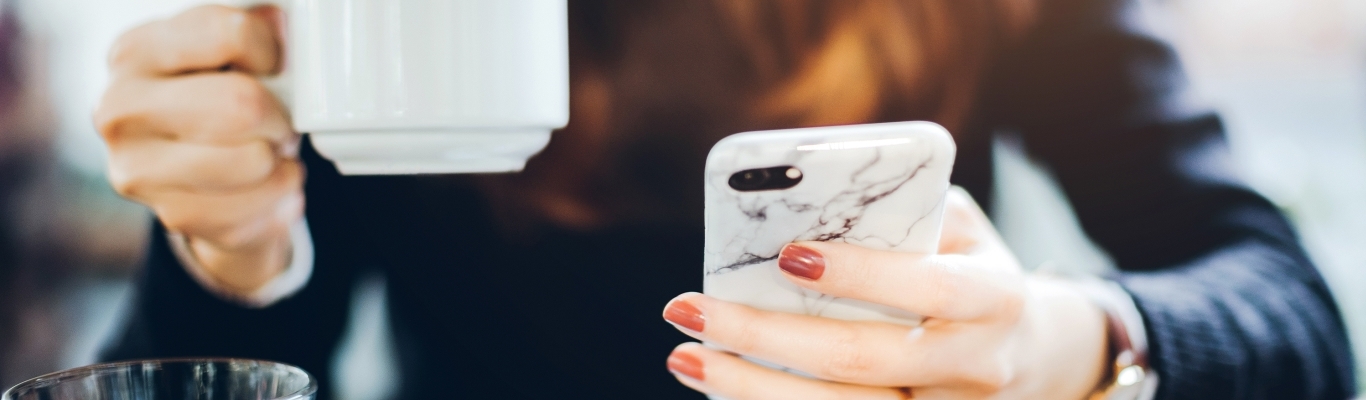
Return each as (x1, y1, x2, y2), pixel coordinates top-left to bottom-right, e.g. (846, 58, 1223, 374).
(488, 0, 1038, 229)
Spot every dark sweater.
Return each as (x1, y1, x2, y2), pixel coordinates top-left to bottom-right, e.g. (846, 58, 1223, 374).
(104, 0, 1355, 398)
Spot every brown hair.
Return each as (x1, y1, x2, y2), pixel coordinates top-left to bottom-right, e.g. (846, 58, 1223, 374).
(712, 0, 1034, 130)
(481, 0, 1037, 231)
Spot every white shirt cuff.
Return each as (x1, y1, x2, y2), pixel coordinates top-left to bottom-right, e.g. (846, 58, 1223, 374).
(166, 218, 315, 308)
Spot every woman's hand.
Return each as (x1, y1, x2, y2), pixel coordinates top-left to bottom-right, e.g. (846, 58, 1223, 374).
(93, 5, 301, 293)
(662, 188, 1110, 399)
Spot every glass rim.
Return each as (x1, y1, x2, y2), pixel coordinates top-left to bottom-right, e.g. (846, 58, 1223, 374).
(2, 358, 318, 400)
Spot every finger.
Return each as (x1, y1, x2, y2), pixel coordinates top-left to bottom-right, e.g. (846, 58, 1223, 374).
(666, 295, 1023, 391)
(937, 187, 981, 255)
(149, 161, 304, 249)
(776, 243, 1021, 321)
(667, 343, 909, 400)
(664, 293, 946, 387)
(95, 72, 296, 148)
(107, 139, 281, 195)
(173, 186, 303, 252)
(110, 4, 281, 77)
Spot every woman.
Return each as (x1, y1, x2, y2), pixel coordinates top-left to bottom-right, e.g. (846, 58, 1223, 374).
(94, 0, 1353, 398)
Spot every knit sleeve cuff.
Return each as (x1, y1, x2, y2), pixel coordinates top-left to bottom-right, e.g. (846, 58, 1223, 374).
(165, 218, 314, 308)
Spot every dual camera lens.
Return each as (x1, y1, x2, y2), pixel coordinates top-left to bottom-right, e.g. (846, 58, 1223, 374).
(728, 166, 802, 192)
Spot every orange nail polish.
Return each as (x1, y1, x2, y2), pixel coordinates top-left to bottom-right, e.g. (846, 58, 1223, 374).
(667, 351, 705, 381)
(664, 299, 705, 333)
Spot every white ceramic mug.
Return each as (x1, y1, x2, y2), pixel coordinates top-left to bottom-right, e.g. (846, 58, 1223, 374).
(237, 0, 568, 175)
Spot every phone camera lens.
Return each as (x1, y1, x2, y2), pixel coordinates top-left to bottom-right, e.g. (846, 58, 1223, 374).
(729, 166, 801, 192)
(730, 168, 771, 191)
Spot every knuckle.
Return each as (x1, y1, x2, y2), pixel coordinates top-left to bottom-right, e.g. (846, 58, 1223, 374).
(187, 144, 275, 190)
(209, 6, 252, 56)
(921, 261, 967, 316)
(230, 75, 274, 122)
(91, 104, 127, 142)
(105, 167, 141, 199)
(107, 25, 150, 69)
(238, 143, 281, 181)
(210, 27, 246, 64)
(185, 5, 249, 62)
(960, 357, 1014, 391)
(722, 306, 773, 356)
(727, 320, 762, 355)
(93, 81, 142, 142)
(213, 73, 275, 131)
(103, 152, 160, 202)
(815, 328, 878, 381)
(154, 206, 198, 235)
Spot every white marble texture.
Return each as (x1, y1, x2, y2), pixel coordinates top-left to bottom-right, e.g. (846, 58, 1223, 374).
(704, 121, 956, 327)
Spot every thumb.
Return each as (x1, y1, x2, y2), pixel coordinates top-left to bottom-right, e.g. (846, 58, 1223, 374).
(938, 186, 1000, 255)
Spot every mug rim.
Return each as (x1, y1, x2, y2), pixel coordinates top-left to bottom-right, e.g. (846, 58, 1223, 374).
(2, 358, 318, 400)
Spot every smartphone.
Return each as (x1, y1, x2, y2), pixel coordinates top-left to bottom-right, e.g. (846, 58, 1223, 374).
(703, 121, 956, 327)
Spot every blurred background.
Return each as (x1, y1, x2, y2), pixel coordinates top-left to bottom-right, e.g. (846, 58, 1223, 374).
(0, 0, 1361, 398)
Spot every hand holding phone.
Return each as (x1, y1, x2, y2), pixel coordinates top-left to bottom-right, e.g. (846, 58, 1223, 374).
(704, 121, 956, 326)
(679, 123, 1108, 399)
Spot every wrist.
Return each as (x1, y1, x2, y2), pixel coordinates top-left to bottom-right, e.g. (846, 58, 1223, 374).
(1021, 277, 1111, 400)
(188, 232, 293, 293)
(1068, 277, 1157, 400)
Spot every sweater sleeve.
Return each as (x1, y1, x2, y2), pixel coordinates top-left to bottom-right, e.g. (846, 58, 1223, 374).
(100, 141, 364, 400)
(165, 218, 315, 308)
(985, 0, 1356, 398)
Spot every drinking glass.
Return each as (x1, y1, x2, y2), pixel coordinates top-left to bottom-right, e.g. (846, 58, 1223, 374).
(2, 359, 316, 400)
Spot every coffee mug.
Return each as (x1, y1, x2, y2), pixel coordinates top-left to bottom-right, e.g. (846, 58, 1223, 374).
(235, 0, 568, 175)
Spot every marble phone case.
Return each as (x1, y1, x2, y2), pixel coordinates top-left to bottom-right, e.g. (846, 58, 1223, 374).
(703, 121, 956, 327)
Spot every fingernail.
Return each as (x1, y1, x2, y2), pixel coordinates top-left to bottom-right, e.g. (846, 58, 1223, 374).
(667, 351, 705, 381)
(663, 297, 705, 333)
(779, 244, 825, 280)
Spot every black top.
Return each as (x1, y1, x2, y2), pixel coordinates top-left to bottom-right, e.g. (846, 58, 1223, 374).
(103, 0, 1356, 399)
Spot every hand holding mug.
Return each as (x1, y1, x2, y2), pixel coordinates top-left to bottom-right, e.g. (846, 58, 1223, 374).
(93, 0, 570, 294)
(663, 189, 1111, 399)
(94, 5, 299, 293)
